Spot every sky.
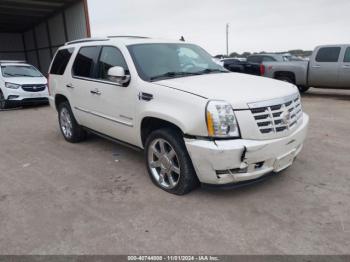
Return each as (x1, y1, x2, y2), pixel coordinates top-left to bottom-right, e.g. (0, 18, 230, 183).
(88, 0, 350, 55)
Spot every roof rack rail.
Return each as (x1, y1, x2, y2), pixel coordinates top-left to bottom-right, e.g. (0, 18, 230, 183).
(107, 35, 150, 39)
(0, 60, 27, 64)
(65, 37, 109, 46)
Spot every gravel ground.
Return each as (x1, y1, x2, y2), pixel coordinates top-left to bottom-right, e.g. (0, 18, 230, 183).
(0, 88, 349, 255)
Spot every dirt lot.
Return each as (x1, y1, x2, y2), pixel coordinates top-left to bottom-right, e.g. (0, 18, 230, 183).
(0, 88, 349, 255)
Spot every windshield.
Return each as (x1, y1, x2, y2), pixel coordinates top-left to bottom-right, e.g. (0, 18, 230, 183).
(1, 65, 43, 78)
(127, 43, 227, 81)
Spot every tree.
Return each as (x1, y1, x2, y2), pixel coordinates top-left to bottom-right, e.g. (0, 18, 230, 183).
(229, 52, 240, 57)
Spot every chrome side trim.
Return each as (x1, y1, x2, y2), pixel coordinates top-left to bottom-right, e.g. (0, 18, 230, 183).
(74, 107, 133, 127)
(72, 76, 122, 87)
(248, 93, 299, 109)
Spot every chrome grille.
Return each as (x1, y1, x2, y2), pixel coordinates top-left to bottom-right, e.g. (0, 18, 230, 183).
(22, 84, 46, 92)
(249, 94, 303, 134)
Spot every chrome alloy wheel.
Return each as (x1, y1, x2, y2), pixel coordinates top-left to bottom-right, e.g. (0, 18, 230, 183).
(60, 107, 73, 139)
(147, 138, 181, 189)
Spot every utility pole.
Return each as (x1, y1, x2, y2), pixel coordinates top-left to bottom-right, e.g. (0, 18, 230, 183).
(226, 23, 229, 56)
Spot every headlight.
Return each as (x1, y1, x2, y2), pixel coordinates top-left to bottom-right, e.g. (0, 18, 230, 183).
(206, 100, 240, 138)
(5, 82, 21, 89)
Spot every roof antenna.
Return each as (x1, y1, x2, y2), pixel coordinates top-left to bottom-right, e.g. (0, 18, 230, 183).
(180, 36, 185, 42)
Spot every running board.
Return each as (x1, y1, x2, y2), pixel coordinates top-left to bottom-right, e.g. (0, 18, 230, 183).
(83, 127, 143, 152)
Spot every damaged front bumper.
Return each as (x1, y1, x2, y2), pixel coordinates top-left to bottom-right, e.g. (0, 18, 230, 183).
(185, 113, 309, 185)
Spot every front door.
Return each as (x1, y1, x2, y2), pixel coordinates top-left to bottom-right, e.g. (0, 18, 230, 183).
(69, 45, 103, 131)
(338, 46, 350, 88)
(308, 46, 341, 87)
(86, 46, 138, 145)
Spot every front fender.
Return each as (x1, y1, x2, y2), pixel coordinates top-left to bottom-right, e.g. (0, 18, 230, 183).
(135, 86, 209, 146)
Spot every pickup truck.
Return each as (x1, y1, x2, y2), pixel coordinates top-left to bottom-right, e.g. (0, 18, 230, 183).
(222, 54, 296, 76)
(262, 45, 350, 92)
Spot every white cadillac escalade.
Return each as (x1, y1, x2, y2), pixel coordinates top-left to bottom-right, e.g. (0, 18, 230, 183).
(48, 36, 309, 195)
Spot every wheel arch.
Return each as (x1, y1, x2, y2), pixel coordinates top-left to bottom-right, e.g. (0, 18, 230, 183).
(140, 116, 185, 147)
(274, 71, 296, 84)
(54, 94, 69, 111)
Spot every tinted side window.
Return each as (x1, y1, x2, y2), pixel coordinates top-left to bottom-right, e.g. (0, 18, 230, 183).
(50, 48, 74, 75)
(263, 56, 276, 62)
(316, 47, 341, 62)
(344, 47, 350, 63)
(73, 46, 100, 78)
(98, 46, 129, 80)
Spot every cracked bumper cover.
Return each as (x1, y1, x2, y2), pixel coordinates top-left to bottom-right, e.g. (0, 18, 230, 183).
(185, 113, 309, 185)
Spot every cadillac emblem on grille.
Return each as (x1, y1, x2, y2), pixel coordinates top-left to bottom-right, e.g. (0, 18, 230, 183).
(281, 106, 291, 127)
(249, 93, 303, 135)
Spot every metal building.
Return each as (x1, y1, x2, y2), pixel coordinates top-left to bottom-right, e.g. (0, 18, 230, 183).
(0, 0, 91, 74)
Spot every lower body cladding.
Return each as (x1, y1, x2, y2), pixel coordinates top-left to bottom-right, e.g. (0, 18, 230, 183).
(5, 89, 49, 106)
(185, 113, 309, 186)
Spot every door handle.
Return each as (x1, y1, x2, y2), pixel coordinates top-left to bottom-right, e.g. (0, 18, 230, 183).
(138, 92, 153, 101)
(343, 65, 350, 69)
(66, 84, 74, 88)
(90, 89, 101, 95)
(312, 65, 321, 68)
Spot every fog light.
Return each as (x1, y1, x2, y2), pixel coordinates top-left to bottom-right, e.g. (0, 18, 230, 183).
(254, 162, 264, 169)
(216, 167, 248, 178)
(8, 95, 19, 100)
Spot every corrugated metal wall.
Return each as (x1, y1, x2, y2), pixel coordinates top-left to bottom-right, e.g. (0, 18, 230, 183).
(0, 1, 89, 74)
(0, 33, 26, 60)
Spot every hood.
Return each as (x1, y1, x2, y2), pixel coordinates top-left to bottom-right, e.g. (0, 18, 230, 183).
(154, 72, 299, 109)
(3, 76, 47, 85)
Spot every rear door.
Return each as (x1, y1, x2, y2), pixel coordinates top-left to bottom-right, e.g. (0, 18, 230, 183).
(308, 46, 341, 87)
(338, 46, 350, 88)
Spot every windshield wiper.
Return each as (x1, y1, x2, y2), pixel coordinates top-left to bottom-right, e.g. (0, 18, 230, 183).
(195, 68, 229, 75)
(3, 73, 16, 77)
(13, 74, 33, 77)
(150, 71, 199, 81)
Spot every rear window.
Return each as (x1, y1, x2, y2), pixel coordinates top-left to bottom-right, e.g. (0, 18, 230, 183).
(247, 56, 263, 63)
(344, 47, 350, 63)
(316, 47, 341, 62)
(72, 46, 101, 78)
(50, 48, 74, 75)
(263, 56, 276, 62)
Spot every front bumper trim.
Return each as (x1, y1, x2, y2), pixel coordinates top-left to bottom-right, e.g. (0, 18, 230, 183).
(185, 113, 309, 185)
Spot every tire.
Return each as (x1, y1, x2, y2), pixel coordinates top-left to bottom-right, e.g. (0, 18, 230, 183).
(0, 90, 8, 110)
(297, 86, 310, 93)
(145, 128, 199, 195)
(58, 101, 86, 143)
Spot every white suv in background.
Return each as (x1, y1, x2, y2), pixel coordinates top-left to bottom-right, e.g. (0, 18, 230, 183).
(0, 61, 48, 109)
(48, 37, 309, 195)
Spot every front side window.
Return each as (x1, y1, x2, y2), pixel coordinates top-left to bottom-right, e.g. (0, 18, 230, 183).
(316, 47, 341, 62)
(73, 46, 101, 78)
(97, 46, 129, 81)
(1, 65, 42, 77)
(127, 43, 226, 81)
(344, 47, 350, 63)
(50, 48, 74, 75)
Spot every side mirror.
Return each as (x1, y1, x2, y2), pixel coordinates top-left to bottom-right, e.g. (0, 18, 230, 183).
(107, 66, 130, 86)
